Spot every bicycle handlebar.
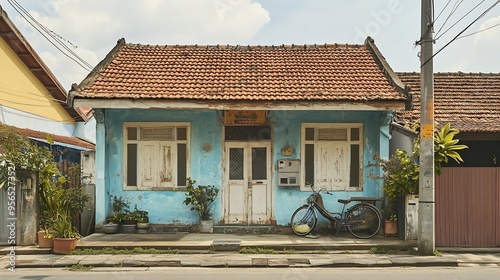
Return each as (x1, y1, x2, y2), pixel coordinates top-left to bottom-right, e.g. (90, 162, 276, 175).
(305, 182, 333, 196)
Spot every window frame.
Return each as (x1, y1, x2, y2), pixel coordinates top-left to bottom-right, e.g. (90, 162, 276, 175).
(300, 123, 363, 191)
(123, 122, 190, 191)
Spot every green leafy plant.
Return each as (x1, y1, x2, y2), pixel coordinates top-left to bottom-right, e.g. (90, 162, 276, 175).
(111, 196, 130, 213)
(52, 211, 80, 239)
(183, 178, 219, 221)
(431, 122, 467, 175)
(0, 124, 53, 189)
(107, 196, 131, 223)
(132, 204, 149, 223)
(0, 125, 91, 238)
(368, 122, 467, 218)
(389, 214, 397, 222)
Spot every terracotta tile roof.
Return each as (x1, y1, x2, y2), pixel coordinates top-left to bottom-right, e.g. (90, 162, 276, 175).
(72, 37, 409, 107)
(395, 72, 500, 133)
(0, 6, 90, 121)
(13, 126, 95, 150)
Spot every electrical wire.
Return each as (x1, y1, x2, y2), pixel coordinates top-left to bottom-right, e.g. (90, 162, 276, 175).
(434, 0, 453, 23)
(6, 0, 95, 72)
(0, 96, 55, 107)
(421, 0, 500, 68)
(0, 104, 83, 123)
(456, 21, 500, 40)
(0, 88, 68, 104)
(435, 0, 486, 41)
(8, 0, 94, 70)
(0, 82, 69, 102)
(434, 0, 464, 38)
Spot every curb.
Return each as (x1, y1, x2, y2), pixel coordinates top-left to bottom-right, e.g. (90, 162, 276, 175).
(5, 255, 468, 269)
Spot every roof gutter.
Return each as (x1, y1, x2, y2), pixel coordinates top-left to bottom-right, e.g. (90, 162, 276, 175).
(365, 37, 413, 110)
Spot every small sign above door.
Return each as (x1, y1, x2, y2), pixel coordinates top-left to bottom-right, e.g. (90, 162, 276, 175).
(225, 110, 267, 125)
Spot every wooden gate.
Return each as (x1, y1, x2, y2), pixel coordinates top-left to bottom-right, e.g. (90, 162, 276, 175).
(435, 167, 500, 247)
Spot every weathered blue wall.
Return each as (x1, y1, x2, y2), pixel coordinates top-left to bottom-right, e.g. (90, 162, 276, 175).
(98, 109, 388, 226)
(103, 109, 223, 225)
(269, 110, 386, 225)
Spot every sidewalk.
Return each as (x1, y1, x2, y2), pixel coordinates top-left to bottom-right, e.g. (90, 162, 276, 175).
(2, 233, 500, 269)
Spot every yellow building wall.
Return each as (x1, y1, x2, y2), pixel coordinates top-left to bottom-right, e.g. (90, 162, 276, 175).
(0, 37, 74, 124)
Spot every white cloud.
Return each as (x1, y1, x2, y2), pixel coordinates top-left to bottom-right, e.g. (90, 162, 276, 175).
(12, 0, 270, 87)
(439, 16, 500, 73)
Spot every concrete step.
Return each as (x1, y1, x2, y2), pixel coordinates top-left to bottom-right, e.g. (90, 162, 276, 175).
(149, 224, 191, 233)
(213, 225, 289, 234)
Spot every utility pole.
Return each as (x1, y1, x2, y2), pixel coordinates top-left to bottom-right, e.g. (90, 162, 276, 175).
(419, 0, 435, 255)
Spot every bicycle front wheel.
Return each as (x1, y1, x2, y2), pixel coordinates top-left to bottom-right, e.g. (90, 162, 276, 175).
(290, 205, 317, 236)
(346, 203, 381, 239)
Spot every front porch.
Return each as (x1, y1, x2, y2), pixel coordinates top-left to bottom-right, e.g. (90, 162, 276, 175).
(76, 232, 415, 252)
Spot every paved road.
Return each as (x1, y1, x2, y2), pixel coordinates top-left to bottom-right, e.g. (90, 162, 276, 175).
(2, 267, 500, 280)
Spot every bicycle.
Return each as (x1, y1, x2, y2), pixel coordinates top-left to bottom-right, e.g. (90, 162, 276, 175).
(290, 183, 382, 239)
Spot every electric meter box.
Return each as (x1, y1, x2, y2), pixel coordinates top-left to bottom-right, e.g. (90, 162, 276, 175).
(277, 159, 300, 186)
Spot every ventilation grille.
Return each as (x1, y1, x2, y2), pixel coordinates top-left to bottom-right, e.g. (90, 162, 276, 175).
(140, 127, 175, 141)
(318, 128, 347, 141)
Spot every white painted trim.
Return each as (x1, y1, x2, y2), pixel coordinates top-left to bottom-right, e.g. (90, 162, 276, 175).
(300, 123, 364, 191)
(123, 122, 190, 190)
(73, 99, 404, 111)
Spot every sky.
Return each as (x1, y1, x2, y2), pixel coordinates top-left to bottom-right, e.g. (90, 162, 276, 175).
(2, 0, 500, 90)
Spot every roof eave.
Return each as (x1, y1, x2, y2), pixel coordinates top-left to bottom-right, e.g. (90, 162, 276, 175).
(0, 6, 87, 122)
(71, 98, 407, 111)
(365, 37, 412, 110)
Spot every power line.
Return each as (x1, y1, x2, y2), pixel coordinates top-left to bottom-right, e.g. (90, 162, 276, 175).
(8, 0, 94, 70)
(456, 21, 500, 40)
(434, 0, 453, 23)
(6, 0, 95, 72)
(0, 96, 56, 107)
(0, 88, 68, 104)
(0, 103, 84, 123)
(435, 0, 486, 41)
(434, 0, 464, 38)
(421, 0, 500, 68)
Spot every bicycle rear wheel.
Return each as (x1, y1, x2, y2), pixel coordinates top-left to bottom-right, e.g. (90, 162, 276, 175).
(346, 203, 381, 239)
(290, 205, 317, 236)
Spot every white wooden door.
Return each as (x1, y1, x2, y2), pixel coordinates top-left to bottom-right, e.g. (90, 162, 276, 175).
(224, 142, 272, 224)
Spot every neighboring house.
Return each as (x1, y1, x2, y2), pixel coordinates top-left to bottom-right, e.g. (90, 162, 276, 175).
(0, 6, 96, 244)
(0, 6, 95, 153)
(69, 37, 411, 231)
(393, 72, 500, 247)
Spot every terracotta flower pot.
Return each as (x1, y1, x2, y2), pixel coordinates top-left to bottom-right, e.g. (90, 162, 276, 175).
(37, 231, 54, 248)
(384, 220, 398, 237)
(53, 238, 77, 254)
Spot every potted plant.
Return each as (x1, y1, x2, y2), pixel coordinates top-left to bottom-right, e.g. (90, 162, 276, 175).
(183, 178, 219, 233)
(368, 123, 467, 239)
(384, 214, 398, 237)
(104, 196, 131, 233)
(132, 205, 150, 233)
(37, 225, 54, 248)
(52, 211, 80, 254)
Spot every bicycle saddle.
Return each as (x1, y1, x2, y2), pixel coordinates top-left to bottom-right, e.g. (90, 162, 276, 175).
(337, 199, 351, 204)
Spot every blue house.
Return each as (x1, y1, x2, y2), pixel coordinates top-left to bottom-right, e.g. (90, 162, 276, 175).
(69, 37, 410, 231)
